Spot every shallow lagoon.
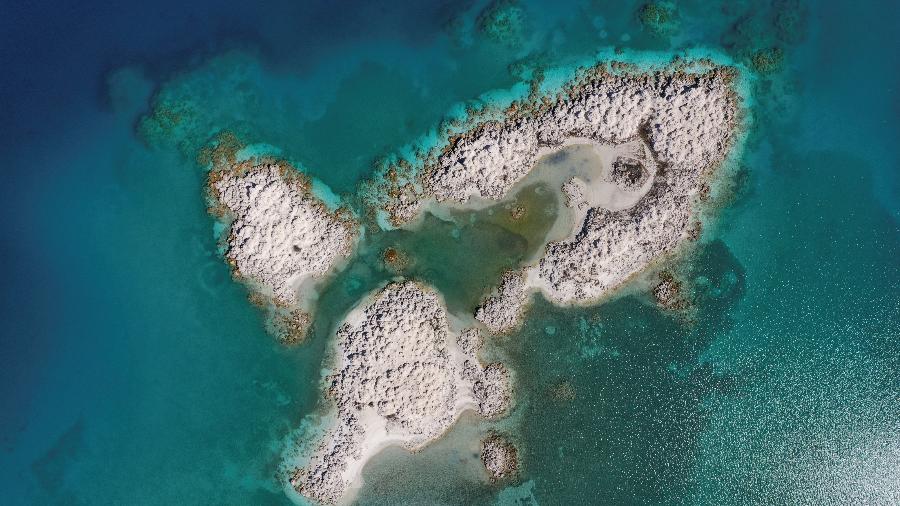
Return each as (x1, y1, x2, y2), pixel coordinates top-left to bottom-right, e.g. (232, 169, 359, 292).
(1, 1, 898, 504)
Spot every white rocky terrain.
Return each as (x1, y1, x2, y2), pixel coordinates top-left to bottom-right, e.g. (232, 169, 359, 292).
(208, 161, 357, 314)
(288, 282, 510, 504)
(266, 59, 741, 503)
(481, 433, 519, 482)
(380, 61, 741, 333)
(475, 270, 529, 334)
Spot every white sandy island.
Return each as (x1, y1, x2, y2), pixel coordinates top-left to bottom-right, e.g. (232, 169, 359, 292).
(287, 281, 510, 504)
(208, 161, 357, 338)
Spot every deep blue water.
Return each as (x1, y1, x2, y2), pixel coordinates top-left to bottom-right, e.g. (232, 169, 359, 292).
(1, 1, 898, 504)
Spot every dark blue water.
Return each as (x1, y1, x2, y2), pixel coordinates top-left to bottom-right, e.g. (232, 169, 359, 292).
(1, 1, 897, 504)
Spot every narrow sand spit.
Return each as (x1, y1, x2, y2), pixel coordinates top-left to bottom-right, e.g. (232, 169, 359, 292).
(376, 61, 741, 333)
(208, 161, 357, 339)
(288, 281, 510, 504)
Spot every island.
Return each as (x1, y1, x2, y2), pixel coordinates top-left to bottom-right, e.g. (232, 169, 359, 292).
(287, 281, 510, 504)
(205, 57, 744, 505)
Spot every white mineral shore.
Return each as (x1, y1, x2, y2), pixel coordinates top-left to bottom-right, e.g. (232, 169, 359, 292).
(383, 61, 741, 333)
(209, 162, 357, 309)
(288, 281, 511, 504)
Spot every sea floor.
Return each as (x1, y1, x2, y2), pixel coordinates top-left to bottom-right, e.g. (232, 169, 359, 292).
(1, 1, 898, 505)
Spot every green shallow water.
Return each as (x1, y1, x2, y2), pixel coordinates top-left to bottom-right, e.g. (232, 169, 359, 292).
(2, 0, 898, 505)
(307, 180, 559, 330)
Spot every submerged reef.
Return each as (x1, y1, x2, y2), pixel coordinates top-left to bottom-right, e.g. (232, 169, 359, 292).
(720, 0, 807, 77)
(287, 282, 510, 504)
(638, 2, 680, 37)
(750, 47, 785, 75)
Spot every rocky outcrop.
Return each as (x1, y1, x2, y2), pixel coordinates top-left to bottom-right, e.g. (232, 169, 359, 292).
(481, 433, 519, 482)
(288, 282, 510, 504)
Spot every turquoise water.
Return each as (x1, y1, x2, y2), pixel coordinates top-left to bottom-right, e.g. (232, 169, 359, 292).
(1, 1, 897, 505)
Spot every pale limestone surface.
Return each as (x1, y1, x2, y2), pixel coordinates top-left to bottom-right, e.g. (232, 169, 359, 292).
(289, 282, 510, 504)
(475, 270, 529, 334)
(423, 69, 736, 207)
(211, 163, 356, 306)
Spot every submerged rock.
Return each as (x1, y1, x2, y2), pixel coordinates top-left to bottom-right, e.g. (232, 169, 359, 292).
(547, 379, 576, 401)
(481, 432, 519, 482)
(750, 47, 785, 75)
(477, 0, 527, 47)
(653, 270, 690, 311)
(638, 2, 680, 37)
(381, 247, 409, 272)
(274, 309, 311, 346)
